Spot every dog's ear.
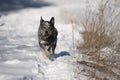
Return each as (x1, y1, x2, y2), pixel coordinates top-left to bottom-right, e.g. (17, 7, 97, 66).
(40, 17, 44, 24)
(50, 17, 55, 25)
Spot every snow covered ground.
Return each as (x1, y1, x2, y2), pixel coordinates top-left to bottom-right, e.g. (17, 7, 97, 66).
(0, 0, 85, 80)
(1, 0, 119, 80)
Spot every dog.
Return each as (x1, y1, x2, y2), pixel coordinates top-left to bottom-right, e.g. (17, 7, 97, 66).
(38, 17, 58, 57)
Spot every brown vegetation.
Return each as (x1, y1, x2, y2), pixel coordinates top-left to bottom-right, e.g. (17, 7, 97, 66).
(76, 0, 120, 80)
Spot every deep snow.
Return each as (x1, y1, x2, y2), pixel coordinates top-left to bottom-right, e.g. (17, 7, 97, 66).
(0, 0, 84, 80)
(1, 0, 119, 80)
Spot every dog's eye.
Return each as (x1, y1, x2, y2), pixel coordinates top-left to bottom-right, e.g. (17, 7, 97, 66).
(42, 27, 46, 29)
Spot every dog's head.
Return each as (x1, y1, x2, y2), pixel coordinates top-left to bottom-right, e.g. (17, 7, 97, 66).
(40, 17, 55, 38)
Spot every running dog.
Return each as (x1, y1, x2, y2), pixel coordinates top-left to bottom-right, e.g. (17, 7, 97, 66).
(38, 17, 58, 57)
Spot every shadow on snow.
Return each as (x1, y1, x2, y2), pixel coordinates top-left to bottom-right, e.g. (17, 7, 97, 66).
(47, 51, 70, 61)
(0, 0, 53, 14)
(53, 51, 70, 59)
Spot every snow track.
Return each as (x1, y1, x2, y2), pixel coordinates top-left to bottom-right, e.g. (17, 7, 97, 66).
(0, 0, 86, 80)
(0, 5, 74, 80)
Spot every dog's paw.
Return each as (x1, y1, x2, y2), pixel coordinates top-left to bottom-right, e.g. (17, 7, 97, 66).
(48, 56, 55, 61)
(42, 50, 51, 57)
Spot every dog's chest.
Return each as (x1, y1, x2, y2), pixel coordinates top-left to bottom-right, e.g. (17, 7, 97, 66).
(40, 37, 53, 46)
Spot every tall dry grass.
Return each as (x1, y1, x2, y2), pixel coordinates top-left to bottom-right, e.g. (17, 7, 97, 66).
(76, 0, 120, 80)
(77, 0, 119, 51)
(59, 0, 120, 79)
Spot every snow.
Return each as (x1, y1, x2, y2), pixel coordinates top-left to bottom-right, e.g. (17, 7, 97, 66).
(1, 0, 115, 80)
(0, 0, 82, 80)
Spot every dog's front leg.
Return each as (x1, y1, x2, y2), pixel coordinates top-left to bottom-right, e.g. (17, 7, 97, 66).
(48, 46, 51, 53)
(51, 42, 57, 55)
(52, 39, 57, 55)
(48, 46, 54, 56)
(39, 42, 50, 57)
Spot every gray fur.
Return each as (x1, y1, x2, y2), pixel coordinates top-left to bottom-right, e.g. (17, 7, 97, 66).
(38, 17, 58, 56)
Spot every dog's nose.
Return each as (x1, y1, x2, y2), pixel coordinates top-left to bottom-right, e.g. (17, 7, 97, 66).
(45, 31, 48, 34)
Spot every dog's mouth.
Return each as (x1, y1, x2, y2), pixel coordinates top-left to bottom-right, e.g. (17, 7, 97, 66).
(44, 35, 49, 39)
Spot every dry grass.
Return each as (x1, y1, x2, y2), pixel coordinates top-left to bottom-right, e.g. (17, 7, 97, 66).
(77, 0, 119, 52)
(59, 0, 120, 79)
(75, 0, 120, 80)
(78, 29, 115, 51)
(77, 0, 120, 54)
